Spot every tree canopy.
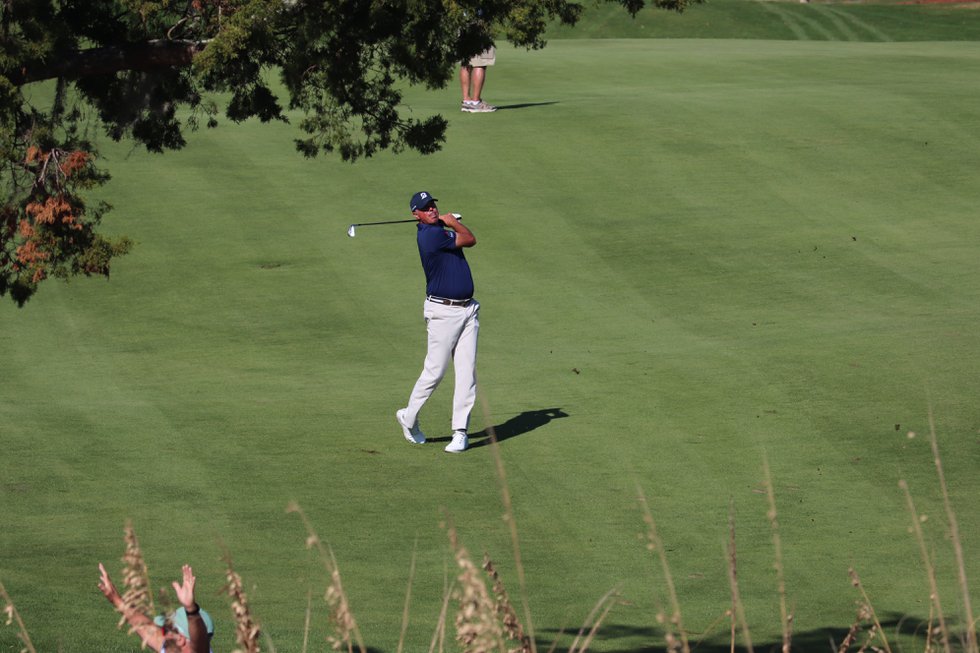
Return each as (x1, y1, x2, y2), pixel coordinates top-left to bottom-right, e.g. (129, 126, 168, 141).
(0, 0, 696, 306)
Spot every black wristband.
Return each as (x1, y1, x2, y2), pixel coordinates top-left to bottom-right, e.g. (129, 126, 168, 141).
(185, 603, 200, 616)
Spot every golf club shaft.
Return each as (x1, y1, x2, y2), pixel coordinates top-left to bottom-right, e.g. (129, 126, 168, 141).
(351, 219, 417, 227)
(347, 214, 461, 237)
(352, 213, 461, 228)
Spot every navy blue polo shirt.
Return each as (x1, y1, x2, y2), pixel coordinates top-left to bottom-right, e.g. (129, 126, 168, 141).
(416, 222, 474, 300)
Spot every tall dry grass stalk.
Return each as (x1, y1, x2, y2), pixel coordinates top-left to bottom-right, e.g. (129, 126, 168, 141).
(544, 624, 568, 653)
(835, 602, 870, 653)
(480, 394, 537, 653)
(900, 476, 950, 651)
(1, 580, 38, 653)
(447, 520, 505, 653)
(845, 568, 893, 653)
(565, 587, 621, 653)
(323, 547, 360, 653)
(483, 555, 532, 653)
(446, 513, 615, 653)
(397, 539, 419, 653)
(726, 498, 753, 653)
(926, 407, 978, 653)
(119, 521, 155, 635)
(427, 563, 452, 653)
(222, 552, 262, 653)
(761, 453, 793, 653)
(286, 501, 366, 653)
(303, 587, 313, 653)
(637, 484, 691, 653)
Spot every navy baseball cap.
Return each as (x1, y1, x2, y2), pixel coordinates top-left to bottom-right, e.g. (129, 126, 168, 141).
(410, 191, 437, 211)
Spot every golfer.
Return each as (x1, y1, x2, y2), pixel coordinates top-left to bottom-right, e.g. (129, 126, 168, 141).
(396, 190, 479, 453)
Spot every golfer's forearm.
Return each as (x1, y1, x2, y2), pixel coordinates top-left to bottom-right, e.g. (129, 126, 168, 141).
(454, 224, 476, 247)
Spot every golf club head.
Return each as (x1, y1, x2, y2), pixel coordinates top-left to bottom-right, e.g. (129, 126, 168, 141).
(347, 225, 356, 238)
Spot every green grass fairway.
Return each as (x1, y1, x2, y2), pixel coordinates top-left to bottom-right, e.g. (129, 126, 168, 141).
(3, 22, 980, 653)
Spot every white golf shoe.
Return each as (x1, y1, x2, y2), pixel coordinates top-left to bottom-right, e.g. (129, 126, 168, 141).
(396, 409, 426, 444)
(444, 430, 468, 453)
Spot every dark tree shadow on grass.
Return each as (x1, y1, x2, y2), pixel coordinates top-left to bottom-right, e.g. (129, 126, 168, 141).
(534, 614, 937, 653)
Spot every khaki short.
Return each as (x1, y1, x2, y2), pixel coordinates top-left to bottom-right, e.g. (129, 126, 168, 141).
(466, 46, 496, 67)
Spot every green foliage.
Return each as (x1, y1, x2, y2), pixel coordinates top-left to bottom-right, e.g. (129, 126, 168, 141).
(0, 139, 133, 306)
(0, 0, 697, 306)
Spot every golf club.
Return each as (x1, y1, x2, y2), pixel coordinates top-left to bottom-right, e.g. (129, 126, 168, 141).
(346, 214, 462, 238)
(347, 219, 415, 238)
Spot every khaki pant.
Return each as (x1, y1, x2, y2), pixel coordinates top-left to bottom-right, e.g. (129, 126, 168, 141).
(404, 298, 480, 433)
(467, 47, 496, 67)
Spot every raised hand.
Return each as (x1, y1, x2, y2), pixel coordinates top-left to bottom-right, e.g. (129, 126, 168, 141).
(97, 563, 122, 608)
(172, 564, 197, 611)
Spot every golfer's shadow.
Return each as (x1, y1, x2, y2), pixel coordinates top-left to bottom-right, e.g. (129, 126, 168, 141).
(467, 408, 569, 448)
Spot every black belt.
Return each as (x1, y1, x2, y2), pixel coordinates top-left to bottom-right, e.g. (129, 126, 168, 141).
(427, 295, 472, 307)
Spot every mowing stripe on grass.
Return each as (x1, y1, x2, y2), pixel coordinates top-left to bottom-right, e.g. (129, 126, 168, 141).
(822, 5, 893, 42)
(753, 1, 815, 40)
(809, 4, 862, 41)
(781, 4, 847, 41)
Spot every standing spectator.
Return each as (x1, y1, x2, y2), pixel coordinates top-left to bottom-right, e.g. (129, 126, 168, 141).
(460, 46, 497, 113)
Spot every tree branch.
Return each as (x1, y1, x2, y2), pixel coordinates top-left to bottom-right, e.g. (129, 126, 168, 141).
(8, 39, 209, 86)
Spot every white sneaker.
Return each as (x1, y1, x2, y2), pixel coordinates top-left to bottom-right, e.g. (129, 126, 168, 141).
(445, 430, 468, 453)
(470, 100, 496, 113)
(396, 409, 425, 444)
(461, 100, 496, 113)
